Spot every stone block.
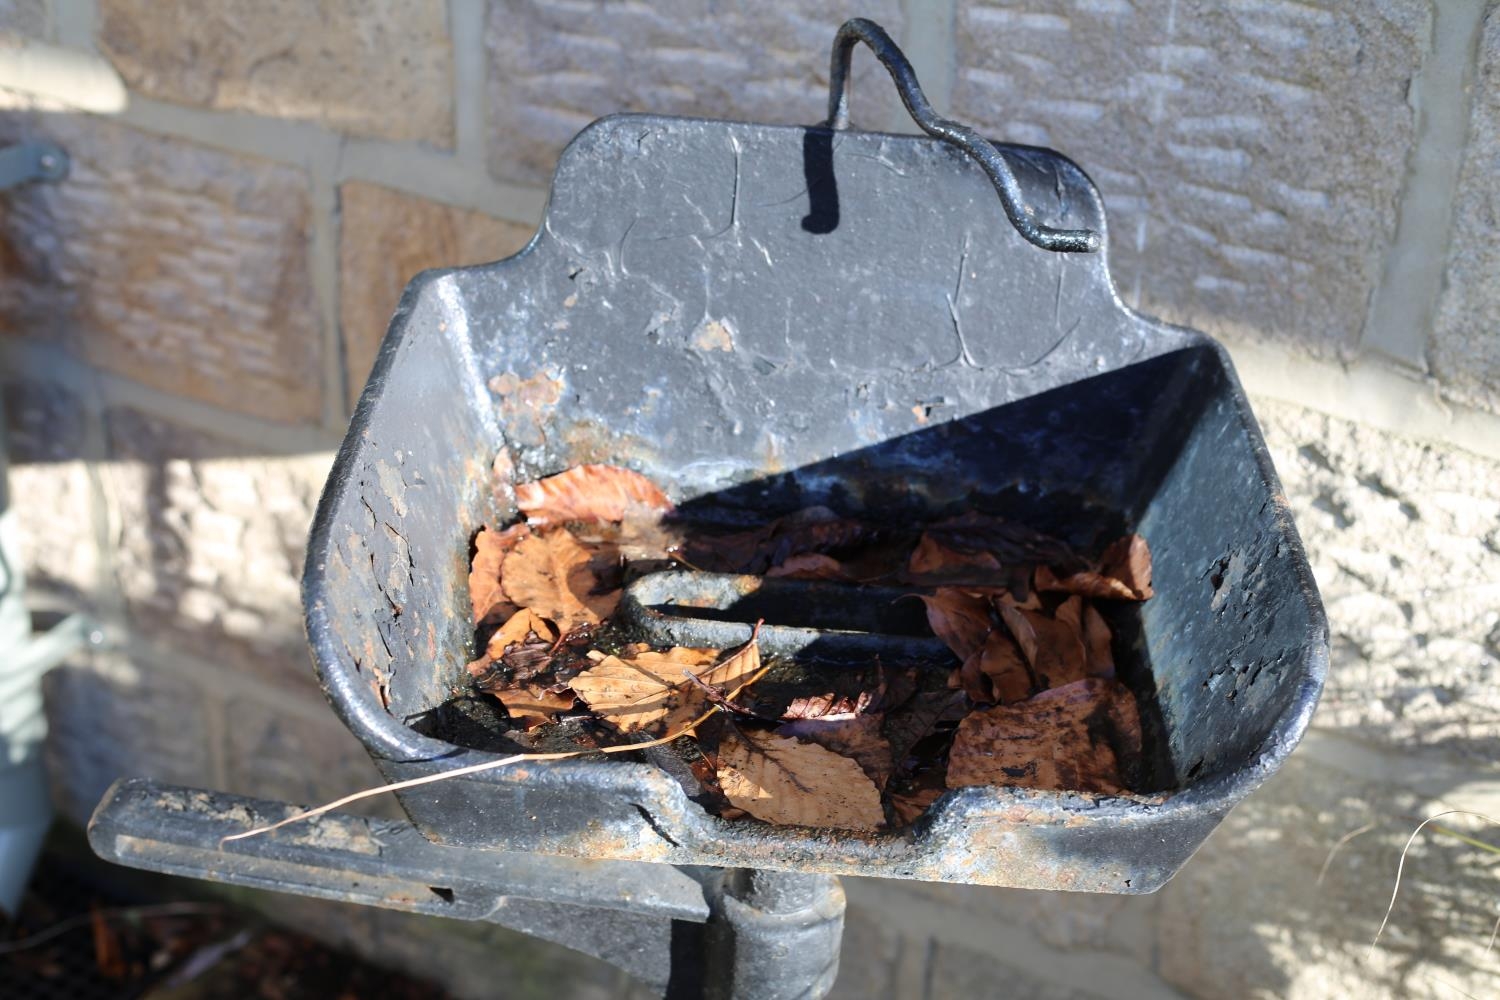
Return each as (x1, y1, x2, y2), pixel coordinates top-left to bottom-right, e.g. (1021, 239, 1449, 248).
(952, 0, 1427, 358)
(261, 894, 624, 1000)
(1252, 397, 1500, 762)
(0, 114, 322, 425)
(826, 904, 903, 1000)
(3, 377, 98, 600)
(43, 650, 213, 824)
(1431, 9, 1500, 414)
(97, 0, 454, 146)
(1155, 751, 1500, 999)
(927, 941, 1096, 1000)
(101, 406, 334, 691)
(339, 181, 533, 405)
(484, 0, 904, 184)
(221, 693, 397, 818)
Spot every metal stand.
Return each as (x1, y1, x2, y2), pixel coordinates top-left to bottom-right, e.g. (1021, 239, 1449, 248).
(89, 779, 844, 999)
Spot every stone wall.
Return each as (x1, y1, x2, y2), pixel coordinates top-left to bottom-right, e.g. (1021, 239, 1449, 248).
(2, 2, 1498, 998)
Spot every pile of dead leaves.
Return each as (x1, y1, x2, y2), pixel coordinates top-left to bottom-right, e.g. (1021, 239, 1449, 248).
(462, 464, 1153, 834)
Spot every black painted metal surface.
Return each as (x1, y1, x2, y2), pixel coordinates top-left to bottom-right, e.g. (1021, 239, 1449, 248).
(620, 570, 953, 663)
(298, 23, 1327, 894)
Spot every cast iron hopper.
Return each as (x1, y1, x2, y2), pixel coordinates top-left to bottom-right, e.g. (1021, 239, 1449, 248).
(304, 22, 1327, 894)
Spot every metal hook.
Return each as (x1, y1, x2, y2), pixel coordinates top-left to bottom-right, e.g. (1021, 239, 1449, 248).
(825, 18, 1101, 254)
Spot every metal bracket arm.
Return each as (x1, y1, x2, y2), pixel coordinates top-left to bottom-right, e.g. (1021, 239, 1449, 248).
(89, 779, 845, 999)
(0, 142, 68, 191)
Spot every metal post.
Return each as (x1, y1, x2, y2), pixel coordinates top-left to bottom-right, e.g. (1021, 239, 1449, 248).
(702, 869, 845, 1000)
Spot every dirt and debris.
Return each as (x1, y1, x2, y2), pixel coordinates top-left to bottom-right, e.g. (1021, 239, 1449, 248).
(2, 852, 448, 1000)
(447, 463, 1156, 834)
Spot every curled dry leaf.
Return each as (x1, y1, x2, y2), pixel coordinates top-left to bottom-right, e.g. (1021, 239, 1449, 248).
(968, 628, 1033, 704)
(1035, 533, 1154, 601)
(946, 677, 1141, 795)
(915, 588, 993, 661)
(907, 532, 1002, 580)
(515, 463, 675, 527)
(484, 608, 559, 660)
(1082, 603, 1115, 678)
(571, 637, 761, 736)
(782, 690, 873, 721)
(766, 552, 849, 580)
(1032, 596, 1090, 689)
(501, 529, 619, 631)
(1100, 534, 1154, 599)
(996, 598, 1089, 691)
(717, 726, 886, 832)
(468, 523, 530, 623)
(924, 512, 1080, 569)
(994, 601, 1038, 665)
(882, 773, 942, 827)
(778, 714, 894, 789)
(492, 685, 577, 730)
(884, 689, 967, 768)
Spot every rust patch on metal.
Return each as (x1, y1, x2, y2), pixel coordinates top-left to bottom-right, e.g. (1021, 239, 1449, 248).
(489, 369, 563, 448)
(691, 317, 736, 352)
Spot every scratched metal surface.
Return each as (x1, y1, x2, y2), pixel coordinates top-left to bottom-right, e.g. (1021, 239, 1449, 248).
(302, 114, 1327, 891)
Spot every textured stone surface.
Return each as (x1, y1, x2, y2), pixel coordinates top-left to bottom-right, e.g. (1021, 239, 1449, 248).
(952, 0, 1428, 357)
(927, 942, 1094, 1000)
(484, 0, 904, 184)
(221, 695, 396, 817)
(339, 181, 534, 404)
(3, 378, 97, 600)
(43, 651, 213, 823)
(826, 905, 905, 1000)
(260, 894, 627, 1000)
(0, 0, 46, 41)
(102, 407, 333, 691)
(0, 115, 321, 424)
(97, 0, 454, 146)
(1253, 396, 1500, 761)
(1154, 752, 1500, 1000)
(1431, 8, 1500, 414)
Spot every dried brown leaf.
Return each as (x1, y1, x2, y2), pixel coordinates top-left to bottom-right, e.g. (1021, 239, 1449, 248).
(915, 588, 993, 661)
(766, 552, 849, 580)
(483, 608, 559, 660)
(493, 685, 576, 730)
(501, 529, 618, 631)
(1031, 596, 1090, 690)
(571, 638, 761, 736)
(907, 532, 1002, 580)
(1033, 564, 1137, 601)
(888, 780, 945, 827)
(781, 690, 873, 721)
(1100, 534, 1154, 599)
(995, 601, 1038, 665)
(972, 628, 1034, 704)
(717, 727, 885, 832)
(1035, 534, 1154, 601)
(1082, 602, 1115, 678)
(468, 523, 530, 623)
(956, 652, 993, 703)
(777, 713, 894, 789)
(515, 464, 674, 527)
(946, 678, 1140, 795)
(689, 507, 881, 575)
(924, 512, 1080, 568)
(885, 689, 967, 768)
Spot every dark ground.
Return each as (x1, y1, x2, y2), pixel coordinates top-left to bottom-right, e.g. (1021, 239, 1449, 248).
(3, 831, 451, 1000)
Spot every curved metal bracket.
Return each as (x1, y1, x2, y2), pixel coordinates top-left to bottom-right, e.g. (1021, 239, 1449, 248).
(826, 18, 1101, 254)
(0, 142, 69, 191)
